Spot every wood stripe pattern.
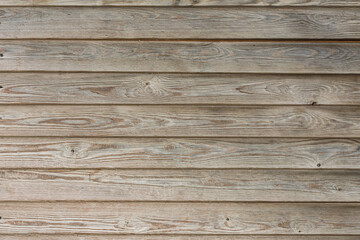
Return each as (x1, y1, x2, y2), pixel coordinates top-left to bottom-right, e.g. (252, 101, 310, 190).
(0, 137, 358, 169)
(0, 169, 358, 201)
(1, 41, 360, 73)
(0, 0, 360, 6)
(0, 7, 359, 39)
(0, 1, 359, 239)
(0, 105, 359, 137)
(0, 203, 359, 234)
(0, 73, 359, 105)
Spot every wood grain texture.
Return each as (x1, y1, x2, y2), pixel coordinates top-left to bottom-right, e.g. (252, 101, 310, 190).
(0, 202, 359, 234)
(1, 7, 360, 39)
(0, 235, 358, 240)
(0, 41, 360, 73)
(0, 0, 360, 6)
(1, 73, 360, 105)
(0, 105, 359, 137)
(0, 169, 358, 201)
(0, 137, 359, 169)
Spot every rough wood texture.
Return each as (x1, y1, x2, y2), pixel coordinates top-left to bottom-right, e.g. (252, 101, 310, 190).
(0, 0, 359, 6)
(0, 105, 359, 137)
(0, 41, 359, 73)
(0, 235, 358, 240)
(0, 137, 359, 169)
(0, 169, 358, 201)
(1, 7, 360, 39)
(1, 73, 360, 105)
(0, 202, 359, 234)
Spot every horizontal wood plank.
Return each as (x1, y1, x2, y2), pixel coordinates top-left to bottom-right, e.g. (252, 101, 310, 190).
(1, 7, 360, 39)
(0, 41, 359, 73)
(0, 0, 359, 6)
(0, 137, 359, 169)
(0, 202, 359, 234)
(0, 105, 359, 137)
(1, 73, 360, 105)
(0, 169, 358, 201)
(0, 235, 358, 240)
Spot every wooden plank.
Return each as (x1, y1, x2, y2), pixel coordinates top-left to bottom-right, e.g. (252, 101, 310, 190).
(1, 7, 360, 39)
(0, 202, 359, 234)
(0, 0, 359, 6)
(0, 137, 359, 169)
(0, 105, 359, 137)
(1, 73, 360, 105)
(0, 169, 358, 201)
(0, 41, 359, 73)
(0, 235, 358, 240)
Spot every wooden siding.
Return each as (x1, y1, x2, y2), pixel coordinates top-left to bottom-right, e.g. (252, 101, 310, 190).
(0, 203, 359, 234)
(0, 169, 358, 201)
(0, 2, 359, 240)
(0, 138, 358, 169)
(0, 236, 359, 240)
(0, 73, 360, 105)
(1, 0, 360, 6)
(0, 105, 360, 137)
(1, 7, 360, 39)
(0, 41, 359, 73)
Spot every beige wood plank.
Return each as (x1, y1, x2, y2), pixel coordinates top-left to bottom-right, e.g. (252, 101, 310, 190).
(0, 202, 359, 234)
(0, 0, 359, 6)
(1, 73, 360, 105)
(0, 169, 358, 201)
(0, 235, 358, 240)
(1, 7, 360, 39)
(0, 105, 359, 137)
(0, 137, 359, 169)
(0, 41, 359, 73)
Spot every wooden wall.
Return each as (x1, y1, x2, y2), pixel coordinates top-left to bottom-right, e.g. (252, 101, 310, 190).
(0, 0, 359, 239)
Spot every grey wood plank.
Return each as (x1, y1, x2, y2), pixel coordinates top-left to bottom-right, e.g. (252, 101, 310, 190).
(0, 202, 359, 234)
(0, 105, 359, 137)
(0, 0, 359, 6)
(1, 7, 360, 39)
(0, 41, 359, 73)
(0, 137, 359, 169)
(1, 73, 360, 105)
(0, 169, 358, 201)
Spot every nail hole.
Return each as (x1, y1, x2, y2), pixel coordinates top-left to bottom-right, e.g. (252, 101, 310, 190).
(298, 230, 301, 233)
(226, 218, 229, 221)
(311, 101, 317, 106)
(317, 163, 321, 167)
(0, 86, 2, 88)
(0, 216, 2, 219)
(71, 149, 75, 153)
(145, 82, 150, 86)
(0, 54, 3, 57)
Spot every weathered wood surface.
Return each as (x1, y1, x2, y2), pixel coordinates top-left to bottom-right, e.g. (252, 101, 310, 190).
(1, 7, 360, 39)
(0, 236, 355, 240)
(1, 41, 360, 73)
(0, 169, 358, 201)
(0, 137, 359, 169)
(0, 202, 359, 234)
(0, 0, 359, 6)
(0, 235, 358, 240)
(0, 105, 359, 137)
(1, 73, 360, 105)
